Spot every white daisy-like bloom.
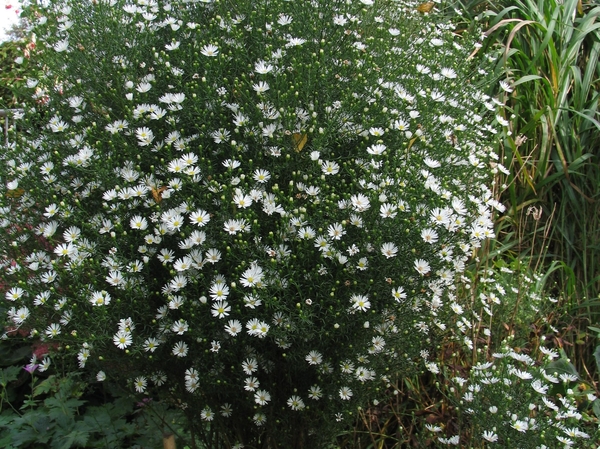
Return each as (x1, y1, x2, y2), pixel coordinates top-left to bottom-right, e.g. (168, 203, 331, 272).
(381, 242, 398, 258)
(233, 191, 253, 208)
(414, 259, 431, 275)
(209, 282, 229, 300)
(12, 307, 30, 325)
(6, 287, 25, 302)
(254, 389, 271, 405)
(172, 341, 189, 357)
(143, 338, 160, 353)
(134, 376, 147, 393)
(254, 60, 273, 74)
(305, 350, 323, 365)
(135, 127, 154, 146)
(499, 79, 514, 92)
(54, 242, 79, 258)
(450, 302, 463, 315)
(421, 228, 438, 243)
(287, 395, 305, 411)
(538, 346, 559, 360)
(242, 358, 258, 375)
(246, 318, 270, 338)
(276, 13, 292, 25)
(333, 14, 347, 26)
(423, 157, 441, 168)
(253, 81, 270, 94)
(510, 368, 533, 380)
(113, 330, 132, 349)
(511, 419, 529, 433)
(190, 209, 210, 226)
(321, 160, 340, 175)
(350, 194, 370, 212)
(205, 248, 222, 263)
(253, 169, 271, 183)
(253, 413, 267, 426)
(531, 379, 549, 395)
(90, 290, 111, 307)
(286, 37, 306, 47)
(327, 223, 346, 240)
(367, 143, 386, 155)
(339, 387, 353, 400)
(54, 39, 69, 52)
(211, 301, 231, 319)
(200, 44, 219, 56)
(351, 294, 371, 312)
(165, 41, 180, 51)
(298, 226, 316, 240)
(240, 264, 264, 288)
(369, 126, 384, 137)
(130, 215, 148, 230)
(392, 287, 406, 302)
(224, 319, 242, 336)
(200, 407, 214, 421)
(440, 67, 457, 79)
(172, 319, 189, 335)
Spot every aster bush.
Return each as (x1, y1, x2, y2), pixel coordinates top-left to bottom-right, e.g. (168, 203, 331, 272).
(1, 0, 509, 447)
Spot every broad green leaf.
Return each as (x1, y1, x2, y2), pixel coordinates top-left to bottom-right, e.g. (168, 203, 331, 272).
(594, 345, 600, 371)
(0, 346, 31, 367)
(34, 375, 59, 397)
(0, 366, 21, 387)
(546, 357, 579, 378)
(0, 432, 15, 449)
(44, 397, 85, 415)
(52, 428, 89, 449)
(0, 411, 16, 428)
(593, 399, 600, 419)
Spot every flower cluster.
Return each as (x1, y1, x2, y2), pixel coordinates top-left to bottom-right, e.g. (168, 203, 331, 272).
(437, 341, 597, 447)
(1, 0, 507, 446)
(425, 261, 600, 447)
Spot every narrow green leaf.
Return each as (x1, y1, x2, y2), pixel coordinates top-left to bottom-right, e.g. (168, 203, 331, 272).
(594, 345, 600, 371)
(513, 74, 543, 86)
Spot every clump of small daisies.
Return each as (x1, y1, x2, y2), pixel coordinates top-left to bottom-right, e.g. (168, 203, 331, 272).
(438, 340, 598, 447)
(427, 264, 599, 447)
(2, 0, 506, 446)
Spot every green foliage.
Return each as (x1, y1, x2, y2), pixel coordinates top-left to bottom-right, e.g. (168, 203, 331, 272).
(0, 369, 189, 449)
(485, 0, 600, 340)
(0, 39, 39, 108)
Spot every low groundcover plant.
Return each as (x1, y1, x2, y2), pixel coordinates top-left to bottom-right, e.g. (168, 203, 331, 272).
(1, 0, 513, 446)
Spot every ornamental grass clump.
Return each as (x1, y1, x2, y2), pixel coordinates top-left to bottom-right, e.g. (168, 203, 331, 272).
(2, 0, 505, 446)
